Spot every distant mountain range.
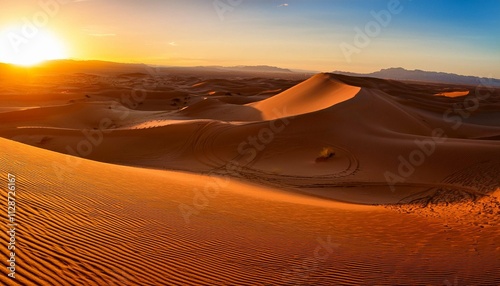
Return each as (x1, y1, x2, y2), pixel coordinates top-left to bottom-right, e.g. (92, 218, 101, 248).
(333, 68, 500, 87)
(1, 60, 298, 73)
(2, 60, 498, 86)
(0, 60, 311, 80)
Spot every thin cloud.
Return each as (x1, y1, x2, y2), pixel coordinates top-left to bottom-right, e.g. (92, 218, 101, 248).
(169, 42, 178, 46)
(278, 3, 289, 7)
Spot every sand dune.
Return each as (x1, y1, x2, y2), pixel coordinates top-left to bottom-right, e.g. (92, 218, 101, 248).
(1, 65, 499, 285)
(1, 137, 499, 285)
(249, 73, 361, 119)
(436, 90, 470, 98)
(2, 72, 499, 203)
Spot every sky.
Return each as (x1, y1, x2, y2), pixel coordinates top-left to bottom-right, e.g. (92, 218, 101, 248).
(0, 0, 499, 77)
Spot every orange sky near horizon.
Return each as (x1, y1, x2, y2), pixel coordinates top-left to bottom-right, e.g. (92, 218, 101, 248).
(0, 0, 499, 77)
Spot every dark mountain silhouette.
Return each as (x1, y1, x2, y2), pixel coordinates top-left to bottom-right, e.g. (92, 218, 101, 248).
(334, 67, 500, 87)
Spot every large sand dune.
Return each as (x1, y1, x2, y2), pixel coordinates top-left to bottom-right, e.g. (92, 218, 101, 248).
(1, 64, 499, 285)
(249, 73, 361, 119)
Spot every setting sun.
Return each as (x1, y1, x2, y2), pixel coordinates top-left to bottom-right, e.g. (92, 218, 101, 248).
(0, 28, 68, 66)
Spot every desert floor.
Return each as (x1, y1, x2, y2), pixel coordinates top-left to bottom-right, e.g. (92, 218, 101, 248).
(0, 62, 499, 285)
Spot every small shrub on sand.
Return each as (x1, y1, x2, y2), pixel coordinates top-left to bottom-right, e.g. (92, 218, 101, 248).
(315, 147, 335, 162)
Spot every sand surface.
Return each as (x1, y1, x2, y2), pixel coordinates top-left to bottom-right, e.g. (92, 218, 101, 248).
(0, 63, 499, 285)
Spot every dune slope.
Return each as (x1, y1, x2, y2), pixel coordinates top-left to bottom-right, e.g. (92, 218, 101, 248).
(248, 73, 361, 119)
(1, 137, 499, 285)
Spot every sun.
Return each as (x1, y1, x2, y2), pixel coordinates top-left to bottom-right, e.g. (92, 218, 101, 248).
(0, 28, 68, 66)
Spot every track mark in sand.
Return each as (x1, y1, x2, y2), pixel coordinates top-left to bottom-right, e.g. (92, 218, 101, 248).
(387, 160, 500, 228)
(212, 143, 360, 190)
(398, 160, 500, 205)
(152, 119, 236, 169)
(190, 120, 235, 168)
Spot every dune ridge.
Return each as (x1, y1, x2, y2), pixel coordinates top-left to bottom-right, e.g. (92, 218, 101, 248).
(249, 73, 361, 120)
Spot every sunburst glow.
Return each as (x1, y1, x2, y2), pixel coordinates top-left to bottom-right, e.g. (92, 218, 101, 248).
(0, 28, 68, 66)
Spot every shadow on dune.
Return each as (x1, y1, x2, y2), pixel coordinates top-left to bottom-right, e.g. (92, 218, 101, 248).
(395, 160, 500, 206)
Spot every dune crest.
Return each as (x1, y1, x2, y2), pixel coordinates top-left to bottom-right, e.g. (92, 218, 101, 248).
(249, 73, 361, 120)
(435, 90, 470, 97)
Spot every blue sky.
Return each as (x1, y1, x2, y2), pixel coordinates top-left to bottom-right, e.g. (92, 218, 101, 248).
(0, 0, 498, 76)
